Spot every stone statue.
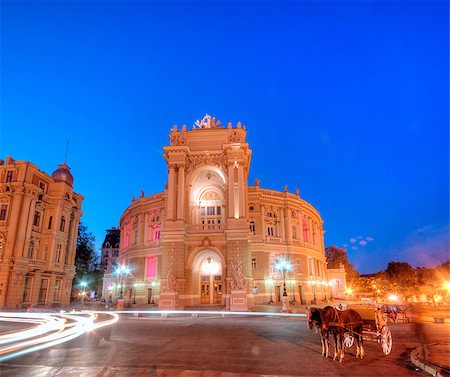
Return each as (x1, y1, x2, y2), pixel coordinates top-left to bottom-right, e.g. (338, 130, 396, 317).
(194, 114, 222, 129)
(230, 259, 247, 290)
(141, 189, 145, 197)
(162, 265, 179, 293)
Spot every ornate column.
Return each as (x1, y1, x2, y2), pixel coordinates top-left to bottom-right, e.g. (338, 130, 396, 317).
(280, 208, 286, 241)
(260, 205, 265, 238)
(286, 209, 292, 244)
(227, 163, 235, 218)
(237, 164, 245, 219)
(167, 165, 176, 220)
(177, 165, 185, 220)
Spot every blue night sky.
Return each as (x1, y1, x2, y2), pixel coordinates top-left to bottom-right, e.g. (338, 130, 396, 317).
(1, 1, 448, 274)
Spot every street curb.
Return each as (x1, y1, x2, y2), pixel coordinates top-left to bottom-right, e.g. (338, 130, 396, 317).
(410, 344, 450, 377)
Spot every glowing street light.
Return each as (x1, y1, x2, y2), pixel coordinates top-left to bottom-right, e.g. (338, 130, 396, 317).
(79, 281, 88, 308)
(114, 264, 131, 300)
(275, 258, 293, 312)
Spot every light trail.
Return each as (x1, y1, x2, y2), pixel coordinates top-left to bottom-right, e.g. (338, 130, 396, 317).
(0, 312, 118, 362)
(0, 309, 297, 362)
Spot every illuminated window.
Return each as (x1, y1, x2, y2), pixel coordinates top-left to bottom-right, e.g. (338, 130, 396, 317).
(302, 219, 309, 242)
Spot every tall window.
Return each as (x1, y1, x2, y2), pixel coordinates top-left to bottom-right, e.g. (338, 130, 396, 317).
(27, 240, 34, 259)
(23, 277, 32, 303)
(55, 244, 62, 264)
(152, 225, 160, 240)
(53, 280, 62, 301)
(5, 171, 13, 182)
(33, 211, 41, 227)
(60, 216, 65, 232)
(0, 205, 7, 221)
(200, 206, 222, 227)
(251, 257, 257, 269)
(302, 219, 309, 242)
(249, 221, 255, 234)
(48, 216, 53, 229)
(295, 259, 302, 273)
(308, 257, 315, 277)
(292, 226, 297, 240)
(38, 278, 48, 303)
(267, 226, 274, 236)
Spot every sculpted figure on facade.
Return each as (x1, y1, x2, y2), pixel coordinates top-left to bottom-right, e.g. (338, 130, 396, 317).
(194, 114, 222, 129)
(186, 153, 227, 174)
(230, 259, 247, 291)
(162, 265, 179, 293)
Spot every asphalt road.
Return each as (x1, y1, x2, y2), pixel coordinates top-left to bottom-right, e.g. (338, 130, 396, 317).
(1, 314, 448, 377)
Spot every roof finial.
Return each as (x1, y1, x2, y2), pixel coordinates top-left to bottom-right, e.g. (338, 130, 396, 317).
(64, 140, 71, 164)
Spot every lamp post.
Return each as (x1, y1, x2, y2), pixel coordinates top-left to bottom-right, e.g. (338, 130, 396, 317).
(322, 280, 328, 302)
(309, 279, 317, 305)
(80, 281, 87, 308)
(150, 281, 156, 304)
(291, 279, 296, 302)
(114, 264, 130, 310)
(267, 278, 274, 304)
(133, 282, 138, 305)
(275, 258, 293, 312)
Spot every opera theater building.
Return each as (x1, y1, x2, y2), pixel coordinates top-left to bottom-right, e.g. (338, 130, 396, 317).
(104, 116, 345, 310)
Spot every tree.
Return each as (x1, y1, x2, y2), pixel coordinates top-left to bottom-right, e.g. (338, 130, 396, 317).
(73, 223, 101, 293)
(325, 245, 359, 284)
(383, 261, 417, 303)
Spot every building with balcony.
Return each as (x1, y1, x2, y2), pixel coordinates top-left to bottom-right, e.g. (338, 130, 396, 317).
(112, 115, 345, 309)
(0, 156, 83, 309)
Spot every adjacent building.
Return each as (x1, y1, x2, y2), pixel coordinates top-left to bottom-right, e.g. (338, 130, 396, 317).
(0, 156, 83, 309)
(106, 116, 346, 309)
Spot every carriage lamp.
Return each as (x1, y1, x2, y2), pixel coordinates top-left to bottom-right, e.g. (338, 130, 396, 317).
(345, 287, 353, 297)
(114, 264, 131, 299)
(388, 294, 398, 302)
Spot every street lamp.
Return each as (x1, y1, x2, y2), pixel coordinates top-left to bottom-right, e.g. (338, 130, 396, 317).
(275, 258, 293, 312)
(309, 279, 317, 305)
(150, 281, 156, 304)
(266, 278, 274, 304)
(133, 282, 138, 305)
(80, 281, 87, 308)
(114, 264, 130, 299)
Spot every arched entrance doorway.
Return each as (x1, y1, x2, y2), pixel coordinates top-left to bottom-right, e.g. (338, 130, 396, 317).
(193, 251, 223, 304)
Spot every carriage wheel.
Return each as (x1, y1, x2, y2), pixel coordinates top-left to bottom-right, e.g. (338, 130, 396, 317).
(343, 333, 355, 348)
(380, 326, 392, 355)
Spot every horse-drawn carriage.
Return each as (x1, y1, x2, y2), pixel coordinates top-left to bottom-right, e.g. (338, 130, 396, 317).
(345, 304, 393, 355)
(307, 303, 393, 362)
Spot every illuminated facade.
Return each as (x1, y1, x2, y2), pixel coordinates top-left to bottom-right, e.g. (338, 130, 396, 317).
(112, 116, 345, 309)
(0, 157, 83, 309)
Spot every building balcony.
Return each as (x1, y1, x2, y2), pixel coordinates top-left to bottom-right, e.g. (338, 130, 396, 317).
(28, 259, 46, 269)
(187, 224, 223, 232)
(266, 236, 282, 243)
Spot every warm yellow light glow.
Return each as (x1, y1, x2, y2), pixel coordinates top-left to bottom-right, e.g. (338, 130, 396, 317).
(443, 281, 450, 292)
(266, 278, 274, 286)
(345, 288, 353, 296)
(201, 258, 220, 275)
(388, 294, 398, 302)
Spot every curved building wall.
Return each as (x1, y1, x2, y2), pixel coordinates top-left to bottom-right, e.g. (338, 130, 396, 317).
(112, 120, 338, 308)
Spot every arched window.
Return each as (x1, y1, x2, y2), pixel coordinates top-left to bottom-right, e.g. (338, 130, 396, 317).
(60, 216, 66, 232)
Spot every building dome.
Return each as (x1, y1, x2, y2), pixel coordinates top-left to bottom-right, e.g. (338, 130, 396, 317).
(52, 163, 74, 187)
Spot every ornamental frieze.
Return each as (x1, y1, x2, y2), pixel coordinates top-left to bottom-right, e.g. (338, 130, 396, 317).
(186, 153, 227, 174)
(169, 129, 187, 146)
(227, 128, 246, 143)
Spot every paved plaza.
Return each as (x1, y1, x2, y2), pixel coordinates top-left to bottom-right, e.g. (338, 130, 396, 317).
(1, 313, 449, 377)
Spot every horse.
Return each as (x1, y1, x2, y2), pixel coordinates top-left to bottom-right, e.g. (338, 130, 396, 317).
(320, 305, 364, 362)
(306, 306, 334, 358)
